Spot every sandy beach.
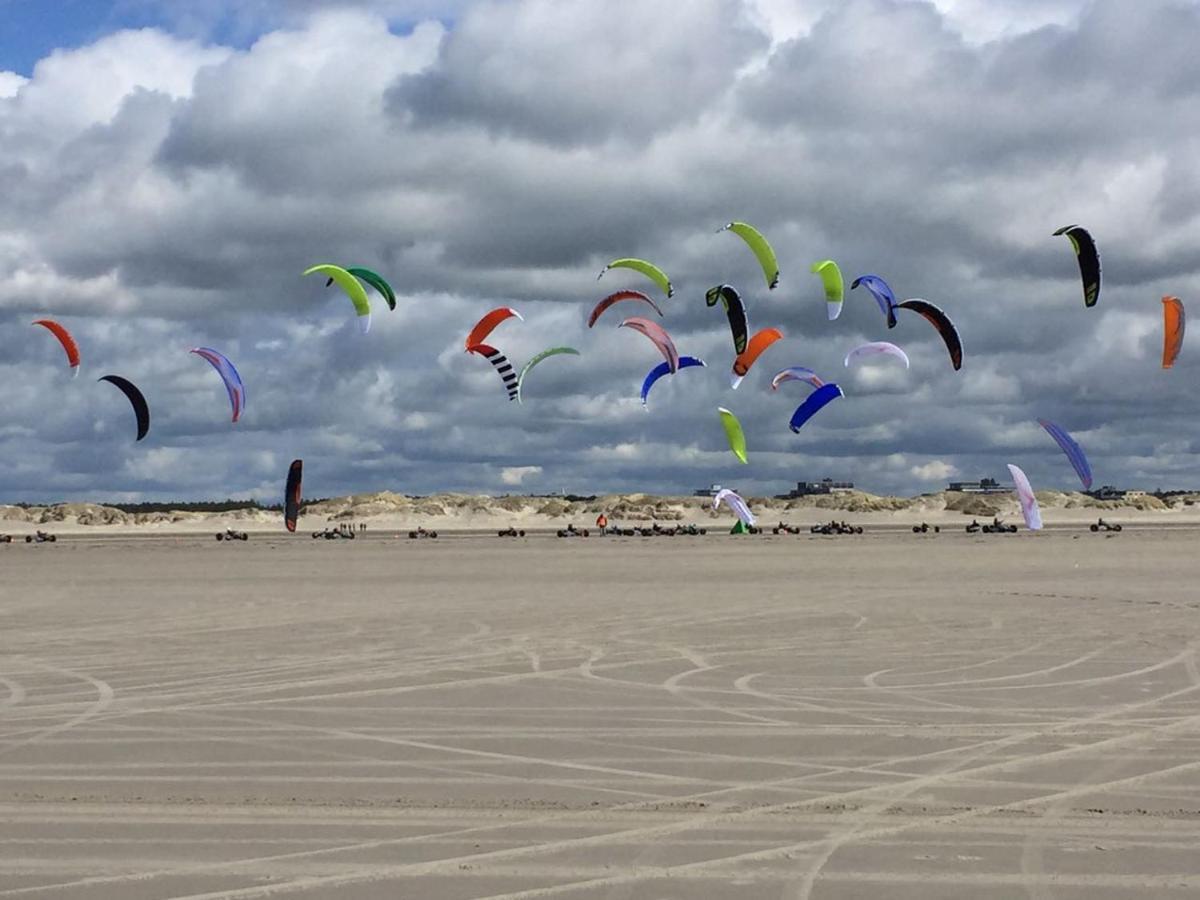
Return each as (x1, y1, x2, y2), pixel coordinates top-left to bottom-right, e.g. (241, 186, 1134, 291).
(1, 528, 1198, 898)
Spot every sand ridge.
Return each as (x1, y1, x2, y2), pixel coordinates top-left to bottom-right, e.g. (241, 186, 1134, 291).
(1, 487, 1196, 535)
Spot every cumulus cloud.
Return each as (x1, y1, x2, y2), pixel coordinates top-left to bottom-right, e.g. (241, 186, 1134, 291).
(911, 459, 958, 482)
(2, 0, 1200, 503)
(392, 0, 766, 146)
(0, 72, 27, 98)
(500, 465, 542, 486)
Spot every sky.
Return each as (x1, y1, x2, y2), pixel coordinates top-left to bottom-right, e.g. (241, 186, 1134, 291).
(1, 0, 1198, 503)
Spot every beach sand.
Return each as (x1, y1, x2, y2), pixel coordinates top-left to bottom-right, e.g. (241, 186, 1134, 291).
(1, 528, 1198, 897)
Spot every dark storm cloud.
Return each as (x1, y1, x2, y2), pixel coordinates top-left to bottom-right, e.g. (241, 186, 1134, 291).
(2, 0, 1199, 503)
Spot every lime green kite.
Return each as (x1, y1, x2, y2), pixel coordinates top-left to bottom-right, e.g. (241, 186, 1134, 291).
(597, 258, 674, 298)
(811, 260, 844, 320)
(516, 346, 580, 404)
(718, 406, 748, 464)
(719, 221, 779, 289)
(304, 264, 372, 333)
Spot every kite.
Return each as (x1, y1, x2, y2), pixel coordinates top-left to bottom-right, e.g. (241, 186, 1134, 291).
(788, 383, 843, 433)
(850, 275, 898, 329)
(189, 347, 245, 423)
(1007, 463, 1043, 530)
(1163, 296, 1185, 369)
(516, 347, 580, 403)
(811, 260, 844, 320)
(466, 307, 523, 350)
(328, 267, 396, 311)
(718, 407, 748, 464)
(844, 341, 910, 369)
(706, 284, 750, 355)
(285, 459, 302, 533)
(640, 356, 706, 407)
(304, 264, 372, 333)
(1036, 418, 1093, 491)
(32, 319, 80, 375)
(896, 299, 963, 370)
(770, 366, 824, 391)
(620, 317, 680, 373)
(468, 343, 519, 400)
(597, 258, 673, 298)
(587, 290, 663, 327)
(713, 488, 755, 527)
(1053, 225, 1101, 308)
(718, 221, 779, 289)
(731, 327, 783, 389)
(98, 375, 150, 441)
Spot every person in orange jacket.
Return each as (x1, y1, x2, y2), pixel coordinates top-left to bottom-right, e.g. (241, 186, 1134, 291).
(596, 513, 608, 535)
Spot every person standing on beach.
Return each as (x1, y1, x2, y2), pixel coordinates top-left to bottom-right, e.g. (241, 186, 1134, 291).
(596, 513, 608, 535)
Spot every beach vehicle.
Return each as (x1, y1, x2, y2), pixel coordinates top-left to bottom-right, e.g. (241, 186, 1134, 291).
(644, 523, 699, 537)
(607, 524, 640, 536)
(497, 527, 526, 537)
(912, 523, 941, 533)
(25, 531, 57, 543)
(968, 517, 1017, 534)
(556, 524, 590, 538)
(1090, 518, 1123, 532)
(810, 520, 863, 535)
(312, 526, 355, 540)
(0, 534, 11, 543)
(408, 527, 438, 539)
(215, 528, 249, 541)
(773, 522, 802, 535)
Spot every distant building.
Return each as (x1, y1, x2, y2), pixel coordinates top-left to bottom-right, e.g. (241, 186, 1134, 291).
(787, 478, 854, 498)
(694, 483, 725, 497)
(947, 477, 1009, 494)
(1087, 487, 1149, 501)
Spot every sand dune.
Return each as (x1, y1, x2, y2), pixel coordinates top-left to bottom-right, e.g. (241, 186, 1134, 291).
(1, 488, 1197, 534)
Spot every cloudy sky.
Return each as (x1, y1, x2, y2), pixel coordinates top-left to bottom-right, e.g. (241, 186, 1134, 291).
(1, 0, 1196, 503)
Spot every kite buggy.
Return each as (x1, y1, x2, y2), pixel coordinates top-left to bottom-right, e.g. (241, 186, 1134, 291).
(811, 520, 864, 535)
(556, 524, 591, 538)
(966, 518, 1018, 534)
(312, 525, 356, 540)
